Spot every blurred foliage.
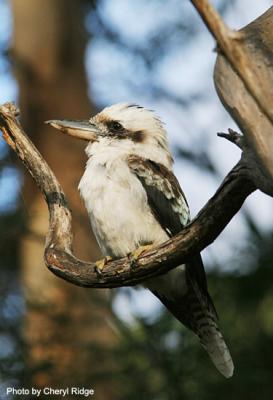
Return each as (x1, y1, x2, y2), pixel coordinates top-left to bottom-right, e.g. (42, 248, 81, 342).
(0, 0, 272, 398)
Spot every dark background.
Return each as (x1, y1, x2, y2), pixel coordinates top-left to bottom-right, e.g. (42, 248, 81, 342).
(0, 0, 273, 399)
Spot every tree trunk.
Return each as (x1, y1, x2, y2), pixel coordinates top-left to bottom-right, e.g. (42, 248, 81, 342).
(11, 0, 117, 396)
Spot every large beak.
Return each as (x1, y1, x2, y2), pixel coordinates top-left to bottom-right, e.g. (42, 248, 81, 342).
(46, 119, 99, 141)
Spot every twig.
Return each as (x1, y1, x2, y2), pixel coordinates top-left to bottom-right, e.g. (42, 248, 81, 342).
(217, 128, 244, 150)
(0, 103, 256, 288)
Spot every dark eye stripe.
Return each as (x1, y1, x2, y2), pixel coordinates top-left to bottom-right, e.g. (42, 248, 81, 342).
(103, 120, 146, 143)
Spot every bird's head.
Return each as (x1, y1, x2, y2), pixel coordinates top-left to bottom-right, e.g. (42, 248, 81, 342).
(47, 103, 172, 166)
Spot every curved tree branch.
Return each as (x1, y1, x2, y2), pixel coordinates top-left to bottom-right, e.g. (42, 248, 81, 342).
(0, 102, 256, 288)
(1, 1, 271, 289)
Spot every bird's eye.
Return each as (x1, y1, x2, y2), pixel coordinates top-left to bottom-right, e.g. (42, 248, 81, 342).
(110, 121, 123, 131)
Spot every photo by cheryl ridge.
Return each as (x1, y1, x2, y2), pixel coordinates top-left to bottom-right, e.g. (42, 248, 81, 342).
(6, 387, 95, 398)
(0, 1, 273, 399)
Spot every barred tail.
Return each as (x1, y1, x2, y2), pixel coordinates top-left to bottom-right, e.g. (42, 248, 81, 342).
(197, 314, 234, 378)
(148, 263, 234, 378)
(186, 275, 234, 378)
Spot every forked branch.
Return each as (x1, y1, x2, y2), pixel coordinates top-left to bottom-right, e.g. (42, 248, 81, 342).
(191, 1, 273, 182)
(0, 103, 256, 288)
(190, 0, 273, 125)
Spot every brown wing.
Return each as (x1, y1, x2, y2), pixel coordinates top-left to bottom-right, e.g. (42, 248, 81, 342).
(127, 155, 190, 235)
(127, 154, 209, 294)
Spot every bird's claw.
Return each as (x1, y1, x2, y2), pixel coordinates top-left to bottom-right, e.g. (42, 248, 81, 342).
(95, 256, 112, 276)
(129, 244, 154, 268)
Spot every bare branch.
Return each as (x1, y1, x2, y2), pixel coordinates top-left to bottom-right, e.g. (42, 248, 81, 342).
(217, 128, 244, 150)
(190, 1, 273, 124)
(0, 103, 256, 288)
(218, 128, 273, 196)
(191, 1, 273, 183)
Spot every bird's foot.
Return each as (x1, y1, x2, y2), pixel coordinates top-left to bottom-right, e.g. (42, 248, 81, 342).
(95, 256, 112, 276)
(130, 244, 154, 268)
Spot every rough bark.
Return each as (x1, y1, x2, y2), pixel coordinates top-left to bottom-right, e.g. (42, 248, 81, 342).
(10, 1, 117, 396)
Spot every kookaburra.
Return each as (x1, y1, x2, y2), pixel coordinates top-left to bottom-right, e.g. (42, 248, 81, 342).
(48, 103, 234, 378)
